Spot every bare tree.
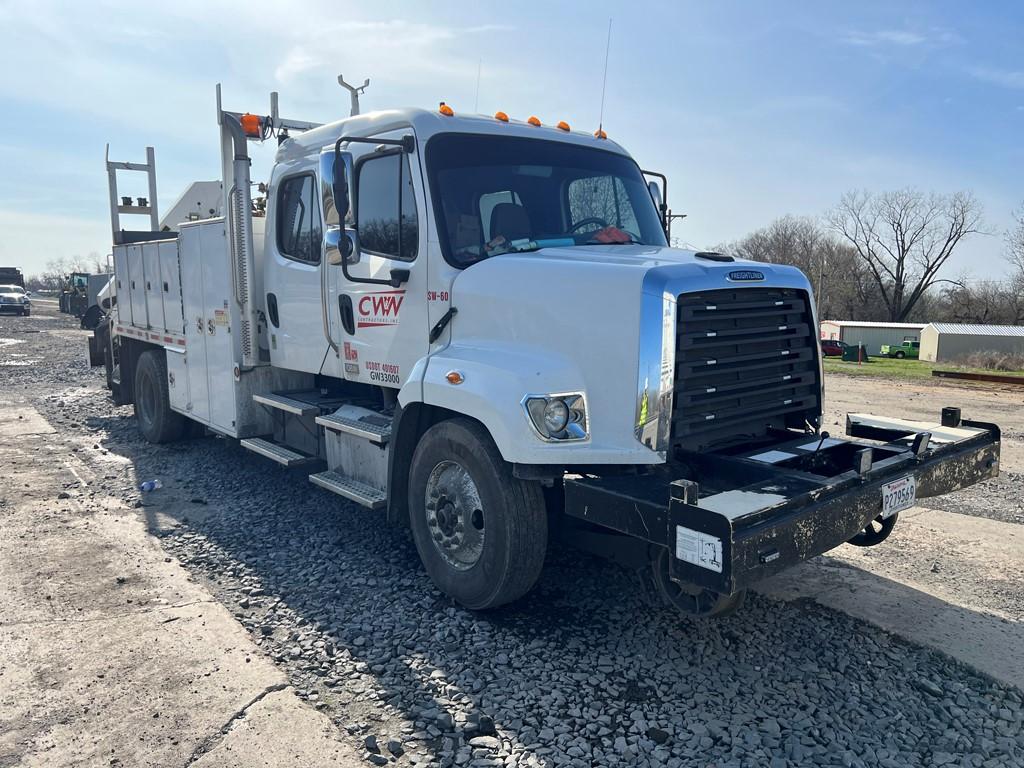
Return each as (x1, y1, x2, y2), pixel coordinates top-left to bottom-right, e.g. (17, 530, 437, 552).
(725, 215, 874, 319)
(1008, 203, 1024, 279)
(826, 189, 985, 322)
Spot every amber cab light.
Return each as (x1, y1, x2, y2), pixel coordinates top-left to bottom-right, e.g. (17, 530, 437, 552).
(240, 113, 262, 138)
(494, 111, 509, 122)
(594, 128, 608, 139)
(557, 120, 571, 132)
(527, 116, 541, 126)
(439, 102, 454, 116)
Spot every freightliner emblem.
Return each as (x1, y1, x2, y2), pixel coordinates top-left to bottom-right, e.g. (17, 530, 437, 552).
(728, 270, 765, 281)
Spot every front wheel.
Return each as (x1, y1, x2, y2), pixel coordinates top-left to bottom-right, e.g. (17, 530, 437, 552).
(408, 418, 548, 609)
(895, 351, 905, 359)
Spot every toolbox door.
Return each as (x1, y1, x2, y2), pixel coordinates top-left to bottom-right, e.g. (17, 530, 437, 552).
(126, 244, 148, 329)
(143, 243, 165, 332)
(178, 226, 211, 423)
(159, 240, 184, 334)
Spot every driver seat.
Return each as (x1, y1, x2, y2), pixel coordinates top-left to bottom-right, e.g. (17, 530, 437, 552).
(489, 203, 532, 241)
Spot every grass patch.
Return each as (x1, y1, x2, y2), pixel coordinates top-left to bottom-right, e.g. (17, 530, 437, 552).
(823, 357, 1024, 381)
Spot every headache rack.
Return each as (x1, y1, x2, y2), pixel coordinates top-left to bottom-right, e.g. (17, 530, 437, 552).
(672, 287, 821, 452)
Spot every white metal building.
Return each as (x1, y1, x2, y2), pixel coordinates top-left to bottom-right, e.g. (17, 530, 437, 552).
(819, 321, 925, 353)
(919, 323, 1024, 362)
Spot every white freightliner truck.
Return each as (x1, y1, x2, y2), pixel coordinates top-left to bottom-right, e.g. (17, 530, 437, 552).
(90, 83, 1000, 617)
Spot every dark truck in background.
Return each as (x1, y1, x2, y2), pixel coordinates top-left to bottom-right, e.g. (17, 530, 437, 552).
(0, 267, 25, 288)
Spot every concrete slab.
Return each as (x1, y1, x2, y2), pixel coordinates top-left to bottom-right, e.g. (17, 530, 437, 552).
(0, 406, 55, 437)
(759, 505, 1024, 690)
(0, 407, 362, 768)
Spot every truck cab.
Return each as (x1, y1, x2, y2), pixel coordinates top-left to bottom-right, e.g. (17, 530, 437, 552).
(91, 86, 1000, 618)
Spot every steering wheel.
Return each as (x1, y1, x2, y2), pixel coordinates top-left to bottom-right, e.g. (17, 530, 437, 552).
(569, 217, 609, 233)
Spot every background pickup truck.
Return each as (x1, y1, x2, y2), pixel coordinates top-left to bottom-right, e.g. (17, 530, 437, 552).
(881, 340, 921, 359)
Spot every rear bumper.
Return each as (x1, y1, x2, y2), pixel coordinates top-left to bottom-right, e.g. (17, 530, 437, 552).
(564, 410, 999, 595)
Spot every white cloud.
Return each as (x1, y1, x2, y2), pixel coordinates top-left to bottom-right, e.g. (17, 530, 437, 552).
(841, 27, 958, 48)
(969, 66, 1024, 90)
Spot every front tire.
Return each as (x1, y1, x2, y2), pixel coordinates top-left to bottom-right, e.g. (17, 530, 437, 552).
(133, 349, 186, 443)
(895, 351, 905, 359)
(408, 418, 547, 609)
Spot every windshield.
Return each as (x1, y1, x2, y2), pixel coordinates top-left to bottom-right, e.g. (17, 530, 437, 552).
(0, 285, 23, 293)
(426, 134, 667, 267)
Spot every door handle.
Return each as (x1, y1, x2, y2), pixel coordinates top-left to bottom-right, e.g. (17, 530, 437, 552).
(267, 293, 280, 328)
(339, 295, 355, 336)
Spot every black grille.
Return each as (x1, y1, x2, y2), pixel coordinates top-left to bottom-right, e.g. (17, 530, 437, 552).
(671, 287, 820, 451)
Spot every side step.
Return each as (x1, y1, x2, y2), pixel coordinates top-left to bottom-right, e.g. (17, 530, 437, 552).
(240, 437, 319, 467)
(309, 470, 387, 510)
(252, 392, 319, 417)
(316, 404, 392, 445)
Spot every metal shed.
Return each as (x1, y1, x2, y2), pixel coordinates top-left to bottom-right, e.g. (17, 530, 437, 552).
(919, 323, 1024, 363)
(819, 321, 925, 354)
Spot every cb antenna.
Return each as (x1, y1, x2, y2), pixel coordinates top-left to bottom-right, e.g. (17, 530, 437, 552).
(597, 18, 613, 136)
(338, 74, 370, 117)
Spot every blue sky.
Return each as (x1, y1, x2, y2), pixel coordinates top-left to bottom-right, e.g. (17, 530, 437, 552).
(1, 0, 1022, 278)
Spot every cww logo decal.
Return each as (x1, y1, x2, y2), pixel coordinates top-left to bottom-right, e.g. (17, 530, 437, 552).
(356, 290, 405, 329)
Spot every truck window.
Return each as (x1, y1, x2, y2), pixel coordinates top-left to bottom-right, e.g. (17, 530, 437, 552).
(277, 174, 322, 264)
(356, 152, 418, 261)
(426, 133, 666, 268)
(567, 176, 639, 236)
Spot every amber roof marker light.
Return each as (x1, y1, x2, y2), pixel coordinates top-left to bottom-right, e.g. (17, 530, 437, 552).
(494, 111, 509, 122)
(527, 115, 541, 126)
(439, 102, 454, 116)
(557, 121, 571, 132)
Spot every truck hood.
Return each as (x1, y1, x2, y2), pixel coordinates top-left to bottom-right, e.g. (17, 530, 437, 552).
(436, 244, 815, 464)
(458, 244, 811, 288)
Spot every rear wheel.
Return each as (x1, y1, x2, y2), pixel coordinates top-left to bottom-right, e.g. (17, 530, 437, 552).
(133, 349, 186, 443)
(408, 418, 547, 609)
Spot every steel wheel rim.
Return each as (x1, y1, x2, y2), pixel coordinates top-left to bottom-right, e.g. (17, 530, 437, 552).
(424, 460, 485, 570)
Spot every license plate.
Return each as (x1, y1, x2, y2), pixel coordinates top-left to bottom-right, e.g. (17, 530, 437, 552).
(881, 475, 916, 518)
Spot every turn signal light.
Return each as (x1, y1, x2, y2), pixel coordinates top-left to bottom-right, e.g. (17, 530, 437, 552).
(527, 116, 541, 126)
(556, 121, 570, 132)
(240, 113, 262, 138)
(446, 370, 465, 385)
(594, 128, 608, 139)
(439, 102, 454, 116)
(494, 111, 509, 122)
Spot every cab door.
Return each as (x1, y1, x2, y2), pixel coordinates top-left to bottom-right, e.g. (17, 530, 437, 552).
(324, 131, 428, 388)
(264, 163, 329, 374)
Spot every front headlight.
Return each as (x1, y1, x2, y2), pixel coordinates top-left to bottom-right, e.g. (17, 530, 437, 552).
(524, 393, 587, 441)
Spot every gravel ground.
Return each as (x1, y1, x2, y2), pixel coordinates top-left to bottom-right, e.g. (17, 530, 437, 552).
(916, 472, 1024, 525)
(3, 303, 1023, 768)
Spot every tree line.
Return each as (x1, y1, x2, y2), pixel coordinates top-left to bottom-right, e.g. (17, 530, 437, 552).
(718, 189, 1024, 325)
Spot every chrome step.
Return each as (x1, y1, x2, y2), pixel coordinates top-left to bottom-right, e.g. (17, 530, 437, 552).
(309, 470, 387, 509)
(252, 392, 319, 417)
(316, 407, 392, 445)
(240, 437, 318, 467)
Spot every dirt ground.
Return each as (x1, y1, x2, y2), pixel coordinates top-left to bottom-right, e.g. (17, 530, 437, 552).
(1, 301, 1022, 768)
